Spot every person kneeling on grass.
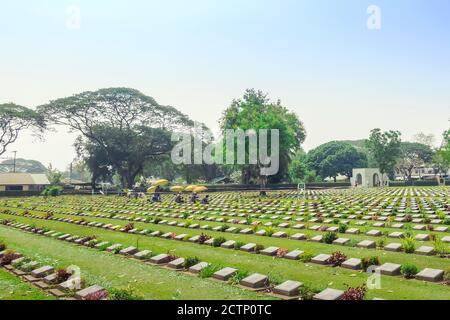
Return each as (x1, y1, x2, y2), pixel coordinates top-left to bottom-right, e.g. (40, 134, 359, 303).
(190, 192, 198, 203)
(174, 193, 184, 204)
(201, 195, 210, 204)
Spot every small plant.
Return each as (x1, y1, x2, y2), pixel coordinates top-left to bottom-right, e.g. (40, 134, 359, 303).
(299, 252, 314, 263)
(55, 268, 71, 283)
(265, 227, 275, 237)
(402, 236, 417, 254)
(400, 263, 419, 279)
(0, 250, 21, 266)
(212, 237, 226, 247)
(229, 270, 249, 285)
(326, 251, 347, 267)
(123, 223, 134, 232)
(433, 239, 450, 257)
(85, 290, 109, 300)
(338, 223, 348, 233)
(299, 284, 320, 300)
(0, 243, 6, 251)
(323, 232, 338, 244)
(341, 285, 367, 300)
(444, 268, 450, 285)
(183, 257, 200, 269)
(276, 248, 288, 258)
(109, 287, 143, 300)
(376, 238, 386, 249)
(255, 244, 265, 253)
(199, 264, 222, 279)
(198, 233, 211, 244)
(361, 256, 380, 272)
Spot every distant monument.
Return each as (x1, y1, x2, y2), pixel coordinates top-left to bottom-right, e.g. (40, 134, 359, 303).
(351, 168, 386, 188)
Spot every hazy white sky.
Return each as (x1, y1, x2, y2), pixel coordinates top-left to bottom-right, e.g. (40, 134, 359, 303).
(1, 0, 449, 170)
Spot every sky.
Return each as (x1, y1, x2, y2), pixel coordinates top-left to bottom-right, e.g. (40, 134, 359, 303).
(1, 0, 449, 170)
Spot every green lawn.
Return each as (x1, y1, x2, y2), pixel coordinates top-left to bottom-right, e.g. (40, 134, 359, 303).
(0, 226, 272, 300)
(0, 268, 54, 300)
(1, 217, 450, 300)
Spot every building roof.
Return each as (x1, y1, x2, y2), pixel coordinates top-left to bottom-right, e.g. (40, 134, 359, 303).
(0, 173, 50, 186)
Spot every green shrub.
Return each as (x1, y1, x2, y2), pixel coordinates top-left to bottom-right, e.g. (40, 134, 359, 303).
(323, 232, 338, 244)
(402, 237, 417, 254)
(183, 257, 200, 269)
(433, 239, 450, 257)
(199, 264, 222, 279)
(400, 264, 419, 279)
(338, 223, 348, 233)
(299, 284, 321, 300)
(229, 270, 249, 285)
(109, 288, 144, 300)
(299, 252, 314, 263)
(212, 237, 226, 247)
(234, 241, 245, 250)
(361, 256, 380, 271)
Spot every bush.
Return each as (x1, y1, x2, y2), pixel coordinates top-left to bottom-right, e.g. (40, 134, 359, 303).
(400, 264, 419, 279)
(402, 237, 417, 254)
(361, 256, 380, 272)
(341, 286, 367, 300)
(109, 288, 143, 300)
(199, 264, 222, 279)
(198, 233, 211, 244)
(0, 250, 21, 266)
(299, 252, 314, 263)
(265, 227, 275, 237)
(338, 223, 348, 234)
(42, 186, 63, 197)
(299, 284, 320, 300)
(55, 268, 71, 283)
(326, 251, 347, 267)
(0, 243, 6, 251)
(234, 241, 246, 250)
(85, 290, 109, 300)
(433, 239, 450, 257)
(229, 270, 249, 285)
(183, 257, 200, 269)
(212, 237, 226, 247)
(323, 232, 338, 244)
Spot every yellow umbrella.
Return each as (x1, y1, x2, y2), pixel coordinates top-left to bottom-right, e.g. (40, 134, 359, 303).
(152, 179, 169, 187)
(147, 186, 157, 193)
(170, 186, 185, 192)
(193, 186, 208, 193)
(185, 185, 198, 192)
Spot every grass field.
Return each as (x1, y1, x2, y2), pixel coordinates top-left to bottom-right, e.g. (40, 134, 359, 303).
(0, 187, 449, 300)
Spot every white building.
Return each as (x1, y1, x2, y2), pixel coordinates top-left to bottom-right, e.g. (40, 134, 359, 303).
(351, 168, 385, 187)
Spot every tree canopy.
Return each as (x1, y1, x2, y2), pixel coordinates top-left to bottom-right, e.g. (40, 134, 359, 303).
(219, 89, 306, 186)
(0, 103, 46, 156)
(366, 129, 402, 179)
(39, 88, 200, 188)
(395, 142, 433, 181)
(307, 141, 368, 181)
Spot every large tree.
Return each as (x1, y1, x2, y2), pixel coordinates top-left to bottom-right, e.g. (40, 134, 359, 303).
(365, 129, 402, 181)
(38, 88, 197, 188)
(307, 141, 368, 181)
(0, 103, 46, 156)
(219, 89, 306, 186)
(395, 142, 434, 181)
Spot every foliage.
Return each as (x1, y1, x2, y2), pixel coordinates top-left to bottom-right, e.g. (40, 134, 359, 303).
(341, 286, 367, 300)
(55, 268, 71, 283)
(366, 129, 402, 178)
(212, 237, 226, 247)
(323, 232, 338, 244)
(229, 270, 249, 285)
(39, 88, 198, 188)
(396, 142, 434, 181)
(0, 103, 46, 157)
(299, 252, 314, 263)
(109, 287, 143, 300)
(400, 264, 419, 279)
(183, 257, 200, 269)
(42, 186, 63, 197)
(85, 290, 109, 300)
(219, 89, 306, 186)
(0, 250, 21, 266)
(433, 239, 450, 257)
(199, 264, 222, 279)
(307, 141, 367, 180)
(326, 251, 347, 267)
(338, 223, 348, 234)
(402, 237, 417, 254)
(361, 256, 380, 272)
